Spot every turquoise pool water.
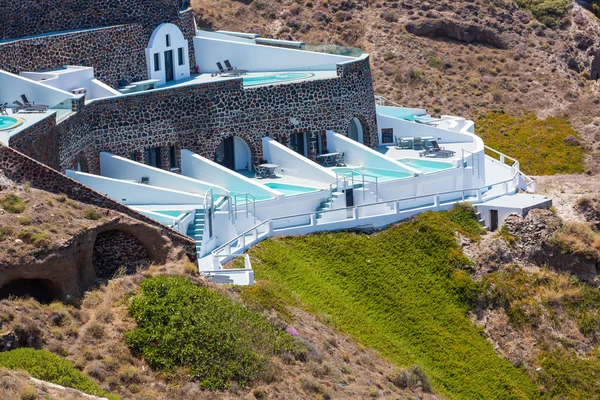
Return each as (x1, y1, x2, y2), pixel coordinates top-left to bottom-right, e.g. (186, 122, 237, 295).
(0, 116, 22, 130)
(397, 158, 454, 174)
(402, 115, 438, 123)
(243, 72, 314, 87)
(152, 210, 187, 218)
(265, 183, 320, 196)
(332, 167, 413, 182)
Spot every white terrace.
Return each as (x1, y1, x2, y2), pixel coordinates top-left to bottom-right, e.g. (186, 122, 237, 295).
(66, 104, 544, 285)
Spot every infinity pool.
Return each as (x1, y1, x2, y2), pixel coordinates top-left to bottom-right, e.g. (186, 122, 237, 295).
(265, 183, 320, 196)
(243, 72, 314, 87)
(332, 167, 413, 182)
(397, 158, 454, 174)
(402, 115, 438, 123)
(0, 116, 23, 131)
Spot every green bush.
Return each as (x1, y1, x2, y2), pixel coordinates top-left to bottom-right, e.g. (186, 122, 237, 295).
(0, 348, 118, 399)
(1, 194, 25, 214)
(125, 276, 303, 390)
(17, 228, 51, 248)
(515, 0, 570, 26)
(84, 208, 101, 220)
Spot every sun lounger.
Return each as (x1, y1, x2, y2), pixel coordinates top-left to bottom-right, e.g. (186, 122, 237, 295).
(412, 137, 423, 150)
(224, 60, 248, 75)
(419, 144, 455, 158)
(212, 62, 227, 76)
(19, 95, 49, 111)
(430, 141, 455, 155)
(12, 100, 48, 113)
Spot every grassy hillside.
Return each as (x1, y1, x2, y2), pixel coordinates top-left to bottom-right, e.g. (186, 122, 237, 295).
(478, 112, 586, 175)
(243, 206, 540, 399)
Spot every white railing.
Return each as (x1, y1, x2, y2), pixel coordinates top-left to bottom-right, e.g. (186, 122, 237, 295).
(375, 95, 402, 108)
(210, 168, 520, 267)
(484, 145, 536, 192)
(335, 172, 380, 201)
(231, 193, 257, 224)
(461, 149, 482, 180)
(203, 188, 214, 239)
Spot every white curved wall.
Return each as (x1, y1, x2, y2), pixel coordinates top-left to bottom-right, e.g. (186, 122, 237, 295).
(146, 23, 190, 85)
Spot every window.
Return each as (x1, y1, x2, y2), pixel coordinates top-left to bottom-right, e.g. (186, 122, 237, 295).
(169, 145, 178, 169)
(178, 47, 184, 66)
(153, 53, 160, 71)
(145, 147, 162, 168)
(166, 34, 171, 47)
(130, 151, 138, 162)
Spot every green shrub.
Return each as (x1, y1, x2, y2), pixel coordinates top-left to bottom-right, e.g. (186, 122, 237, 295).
(125, 276, 303, 390)
(84, 208, 101, 220)
(0, 226, 13, 241)
(515, 0, 570, 26)
(17, 228, 51, 248)
(18, 215, 32, 226)
(0, 348, 118, 399)
(1, 194, 25, 213)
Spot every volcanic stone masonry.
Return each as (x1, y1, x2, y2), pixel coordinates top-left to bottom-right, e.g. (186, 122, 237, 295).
(0, 0, 185, 41)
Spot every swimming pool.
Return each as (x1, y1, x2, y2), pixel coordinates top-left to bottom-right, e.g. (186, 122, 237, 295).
(243, 72, 314, 87)
(0, 116, 23, 131)
(402, 115, 438, 123)
(264, 183, 320, 196)
(332, 167, 413, 182)
(397, 158, 454, 174)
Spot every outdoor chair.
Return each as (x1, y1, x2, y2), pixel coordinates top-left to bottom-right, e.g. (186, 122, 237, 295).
(19, 95, 49, 111)
(412, 137, 423, 150)
(394, 137, 404, 149)
(0, 103, 7, 115)
(214, 62, 227, 76)
(140, 177, 149, 184)
(224, 60, 248, 75)
(334, 152, 346, 167)
(430, 141, 455, 156)
(419, 144, 454, 158)
(12, 100, 48, 113)
(254, 164, 268, 179)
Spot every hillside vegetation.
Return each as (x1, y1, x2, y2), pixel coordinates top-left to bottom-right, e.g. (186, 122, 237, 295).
(241, 205, 541, 399)
(478, 112, 586, 175)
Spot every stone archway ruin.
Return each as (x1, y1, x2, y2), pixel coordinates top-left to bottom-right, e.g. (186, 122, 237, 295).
(92, 230, 152, 279)
(0, 278, 63, 304)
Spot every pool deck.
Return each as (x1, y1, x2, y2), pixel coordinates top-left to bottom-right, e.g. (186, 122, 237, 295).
(236, 169, 331, 189)
(159, 70, 338, 90)
(0, 108, 73, 145)
(377, 142, 476, 161)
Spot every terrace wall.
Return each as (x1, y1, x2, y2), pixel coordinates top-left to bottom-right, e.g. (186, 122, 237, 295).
(51, 55, 378, 173)
(0, 9, 197, 88)
(0, 0, 184, 41)
(8, 114, 60, 170)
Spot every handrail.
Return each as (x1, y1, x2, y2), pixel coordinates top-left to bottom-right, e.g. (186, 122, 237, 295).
(375, 95, 402, 108)
(212, 168, 521, 260)
(232, 193, 257, 224)
(336, 171, 380, 201)
(461, 149, 481, 179)
(484, 145, 518, 167)
(203, 188, 214, 240)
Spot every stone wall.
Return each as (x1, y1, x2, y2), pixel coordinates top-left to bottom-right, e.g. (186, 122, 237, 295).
(0, 9, 197, 88)
(51, 56, 377, 172)
(0, 144, 196, 260)
(0, 0, 183, 41)
(92, 230, 151, 279)
(0, 24, 148, 89)
(8, 114, 60, 170)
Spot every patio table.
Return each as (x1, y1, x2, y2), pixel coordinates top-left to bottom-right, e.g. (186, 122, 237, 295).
(317, 152, 339, 167)
(259, 163, 279, 178)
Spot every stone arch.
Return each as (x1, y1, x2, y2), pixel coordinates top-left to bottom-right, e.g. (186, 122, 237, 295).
(0, 278, 63, 304)
(347, 116, 365, 144)
(214, 133, 261, 171)
(92, 229, 151, 279)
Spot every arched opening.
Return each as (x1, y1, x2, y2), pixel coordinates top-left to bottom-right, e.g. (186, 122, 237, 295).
(215, 136, 252, 171)
(146, 23, 191, 85)
(0, 279, 61, 304)
(92, 230, 151, 279)
(347, 117, 364, 144)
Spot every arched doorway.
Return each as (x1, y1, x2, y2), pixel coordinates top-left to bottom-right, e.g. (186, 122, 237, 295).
(215, 136, 252, 171)
(347, 117, 364, 144)
(0, 278, 62, 304)
(146, 23, 191, 85)
(92, 231, 151, 279)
